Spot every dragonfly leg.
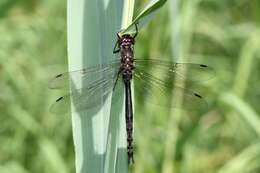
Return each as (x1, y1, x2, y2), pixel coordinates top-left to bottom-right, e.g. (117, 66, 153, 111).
(133, 22, 139, 38)
(112, 68, 122, 91)
(113, 47, 120, 54)
(113, 38, 120, 54)
(113, 31, 123, 54)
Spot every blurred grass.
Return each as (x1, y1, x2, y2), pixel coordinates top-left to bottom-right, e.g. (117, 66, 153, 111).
(0, 0, 260, 173)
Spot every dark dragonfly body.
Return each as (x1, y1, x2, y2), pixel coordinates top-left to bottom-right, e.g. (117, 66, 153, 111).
(113, 30, 137, 164)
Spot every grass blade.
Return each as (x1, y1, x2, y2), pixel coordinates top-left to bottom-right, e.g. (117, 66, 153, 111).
(67, 0, 136, 172)
(122, 0, 167, 34)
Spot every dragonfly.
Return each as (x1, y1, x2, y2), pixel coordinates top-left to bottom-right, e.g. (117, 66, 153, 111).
(49, 24, 214, 164)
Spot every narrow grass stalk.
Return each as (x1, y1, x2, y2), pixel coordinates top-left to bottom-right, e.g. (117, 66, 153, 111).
(221, 31, 260, 140)
(217, 142, 260, 173)
(162, 0, 202, 172)
(232, 31, 260, 97)
(162, 1, 181, 172)
(220, 92, 260, 136)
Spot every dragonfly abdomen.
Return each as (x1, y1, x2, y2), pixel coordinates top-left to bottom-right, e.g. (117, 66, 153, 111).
(118, 33, 136, 164)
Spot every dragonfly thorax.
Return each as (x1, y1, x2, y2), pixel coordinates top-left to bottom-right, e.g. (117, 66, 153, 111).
(118, 34, 135, 47)
(118, 34, 135, 82)
(117, 34, 135, 58)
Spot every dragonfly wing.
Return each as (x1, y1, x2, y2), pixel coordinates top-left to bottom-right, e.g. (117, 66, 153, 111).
(49, 60, 121, 89)
(50, 68, 122, 114)
(133, 68, 208, 110)
(134, 59, 215, 82)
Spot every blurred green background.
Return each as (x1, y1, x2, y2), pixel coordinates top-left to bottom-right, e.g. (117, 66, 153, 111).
(1, 0, 260, 173)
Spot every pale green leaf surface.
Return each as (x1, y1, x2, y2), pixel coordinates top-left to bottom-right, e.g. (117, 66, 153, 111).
(67, 0, 132, 173)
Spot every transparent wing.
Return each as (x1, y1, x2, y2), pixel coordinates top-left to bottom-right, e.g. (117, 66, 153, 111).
(50, 74, 123, 114)
(134, 58, 215, 82)
(133, 68, 208, 110)
(50, 64, 122, 114)
(49, 60, 121, 89)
